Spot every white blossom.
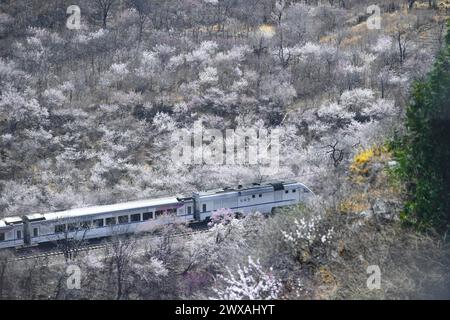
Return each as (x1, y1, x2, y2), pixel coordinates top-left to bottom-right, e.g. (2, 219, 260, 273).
(211, 256, 282, 300)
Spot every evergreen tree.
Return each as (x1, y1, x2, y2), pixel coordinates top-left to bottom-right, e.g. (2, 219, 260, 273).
(397, 21, 450, 234)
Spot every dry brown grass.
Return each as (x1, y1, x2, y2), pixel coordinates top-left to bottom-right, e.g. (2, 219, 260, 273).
(324, 218, 450, 299)
(320, 8, 444, 49)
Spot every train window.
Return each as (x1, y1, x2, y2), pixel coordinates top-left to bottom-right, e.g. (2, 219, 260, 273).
(202, 204, 207, 212)
(106, 217, 116, 226)
(259, 194, 262, 197)
(0, 233, 4, 241)
(80, 221, 91, 229)
(285, 190, 289, 194)
(293, 189, 296, 193)
(118, 215, 129, 224)
(93, 219, 104, 228)
(155, 210, 165, 218)
(17, 230, 22, 239)
(143, 212, 153, 221)
(33, 228, 39, 237)
(55, 224, 66, 233)
(187, 206, 192, 215)
(167, 208, 177, 214)
(67, 223, 78, 232)
(252, 195, 256, 198)
(130, 214, 141, 222)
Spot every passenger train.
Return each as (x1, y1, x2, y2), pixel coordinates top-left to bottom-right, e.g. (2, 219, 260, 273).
(0, 181, 313, 249)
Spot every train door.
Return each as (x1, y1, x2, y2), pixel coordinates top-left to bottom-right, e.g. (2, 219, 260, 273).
(274, 190, 283, 202)
(22, 218, 31, 246)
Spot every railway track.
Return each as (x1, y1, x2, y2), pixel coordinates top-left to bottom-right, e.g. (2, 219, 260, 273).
(13, 225, 211, 262)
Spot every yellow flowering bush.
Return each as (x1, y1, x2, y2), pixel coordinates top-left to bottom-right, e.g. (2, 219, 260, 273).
(350, 145, 389, 181)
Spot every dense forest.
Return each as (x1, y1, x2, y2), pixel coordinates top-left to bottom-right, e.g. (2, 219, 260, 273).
(0, 0, 449, 299)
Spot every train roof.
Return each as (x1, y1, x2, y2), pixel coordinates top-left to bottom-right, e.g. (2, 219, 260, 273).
(1, 181, 313, 225)
(27, 196, 181, 222)
(194, 182, 269, 196)
(194, 181, 306, 198)
(0, 216, 23, 229)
